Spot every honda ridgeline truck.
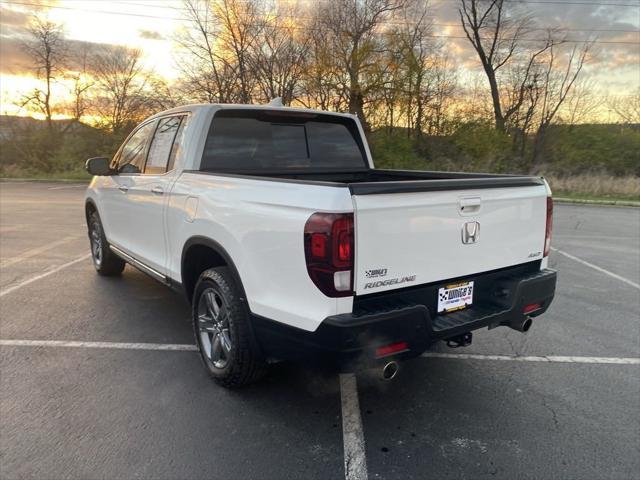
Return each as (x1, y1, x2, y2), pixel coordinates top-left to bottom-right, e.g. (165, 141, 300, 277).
(85, 104, 557, 387)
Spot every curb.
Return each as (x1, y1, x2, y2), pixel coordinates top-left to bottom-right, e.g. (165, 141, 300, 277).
(554, 197, 640, 207)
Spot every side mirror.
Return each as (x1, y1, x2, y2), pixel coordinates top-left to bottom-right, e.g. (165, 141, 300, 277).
(86, 157, 114, 176)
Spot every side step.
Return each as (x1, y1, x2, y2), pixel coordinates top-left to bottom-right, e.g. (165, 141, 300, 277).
(109, 245, 169, 285)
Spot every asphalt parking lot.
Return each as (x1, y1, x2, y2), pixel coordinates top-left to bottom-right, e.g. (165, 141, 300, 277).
(1, 181, 639, 480)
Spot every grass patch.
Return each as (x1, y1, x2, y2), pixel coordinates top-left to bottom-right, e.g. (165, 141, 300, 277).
(0, 166, 90, 182)
(546, 174, 640, 201)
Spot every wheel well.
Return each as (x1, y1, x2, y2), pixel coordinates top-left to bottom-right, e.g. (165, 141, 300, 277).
(182, 244, 228, 302)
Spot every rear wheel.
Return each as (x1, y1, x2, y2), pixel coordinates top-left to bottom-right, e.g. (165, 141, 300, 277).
(88, 211, 125, 276)
(192, 267, 267, 388)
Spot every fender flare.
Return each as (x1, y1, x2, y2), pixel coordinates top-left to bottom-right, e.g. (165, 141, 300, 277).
(181, 235, 248, 303)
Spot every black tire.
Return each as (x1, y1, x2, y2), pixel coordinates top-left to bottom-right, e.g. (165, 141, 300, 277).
(88, 210, 125, 276)
(192, 267, 268, 388)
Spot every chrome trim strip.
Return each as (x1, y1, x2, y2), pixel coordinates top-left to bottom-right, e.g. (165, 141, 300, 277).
(109, 245, 168, 283)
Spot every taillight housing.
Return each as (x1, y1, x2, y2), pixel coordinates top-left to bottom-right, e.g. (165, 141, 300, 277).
(544, 196, 553, 257)
(304, 212, 354, 297)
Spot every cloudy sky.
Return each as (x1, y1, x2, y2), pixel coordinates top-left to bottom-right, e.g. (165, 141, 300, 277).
(0, 0, 638, 119)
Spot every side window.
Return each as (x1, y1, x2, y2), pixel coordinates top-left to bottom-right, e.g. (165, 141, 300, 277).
(145, 116, 183, 174)
(117, 121, 156, 174)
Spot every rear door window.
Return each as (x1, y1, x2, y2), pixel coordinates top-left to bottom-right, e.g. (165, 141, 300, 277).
(116, 121, 156, 174)
(145, 116, 184, 174)
(200, 110, 367, 172)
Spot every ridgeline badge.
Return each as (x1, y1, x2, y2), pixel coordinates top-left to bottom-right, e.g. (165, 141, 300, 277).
(363, 275, 416, 289)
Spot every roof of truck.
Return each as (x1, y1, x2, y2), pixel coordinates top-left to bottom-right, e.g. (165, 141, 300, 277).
(147, 103, 357, 120)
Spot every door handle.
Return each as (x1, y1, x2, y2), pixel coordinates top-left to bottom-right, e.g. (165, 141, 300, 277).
(151, 186, 164, 195)
(459, 196, 481, 215)
(118, 185, 129, 193)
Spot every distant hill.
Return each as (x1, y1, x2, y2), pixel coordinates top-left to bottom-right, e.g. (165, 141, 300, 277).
(0, 115, 97, 141)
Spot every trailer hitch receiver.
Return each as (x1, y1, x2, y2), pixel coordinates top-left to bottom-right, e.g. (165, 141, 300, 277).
(446, 332, 473, 348)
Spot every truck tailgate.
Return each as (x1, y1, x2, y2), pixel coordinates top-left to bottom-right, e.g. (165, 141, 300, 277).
(352, 185, 548, 295)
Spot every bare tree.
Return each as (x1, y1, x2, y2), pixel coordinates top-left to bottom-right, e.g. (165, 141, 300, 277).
(178, 0, 263, 103)
(65, 43, 94, 122)
(214, 0, 263, 103)
(531, 41, 592, 167)
(315, 0, 405, 131)
(178, 0, 232, 103)
(390, 0, 434, 137)
(459, 0, 560, 132)
(609, 89, 640, 125)
(425, 54, 459, 136)
(563, 78, 601, 126)
(19, 15, 67, 129)
(91, 47, 152, 133)
(298, 24, 350, 112)
(247, 1, 310, 105)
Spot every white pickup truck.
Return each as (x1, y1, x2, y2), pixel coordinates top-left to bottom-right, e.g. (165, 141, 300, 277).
(85, 104, 557, 387)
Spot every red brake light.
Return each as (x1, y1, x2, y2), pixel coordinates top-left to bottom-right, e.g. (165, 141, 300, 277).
(333, 217, 353, 267)
(544, 196, 553, 257)
(304, 212, 354, 297)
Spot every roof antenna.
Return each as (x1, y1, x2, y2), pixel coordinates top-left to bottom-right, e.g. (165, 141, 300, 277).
(268, 97, 284, 107)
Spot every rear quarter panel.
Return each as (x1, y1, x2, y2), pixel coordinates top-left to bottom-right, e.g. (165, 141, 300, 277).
(167, 173, 355, 331)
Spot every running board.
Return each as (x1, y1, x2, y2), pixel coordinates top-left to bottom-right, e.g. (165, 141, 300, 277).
(109, 245, 169, 284)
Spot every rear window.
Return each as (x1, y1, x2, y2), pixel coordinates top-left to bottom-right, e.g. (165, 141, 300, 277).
(200, 110, 367, 172)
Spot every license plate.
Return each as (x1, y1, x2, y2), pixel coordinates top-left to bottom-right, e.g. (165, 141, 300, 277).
(437, 281, 474, 313)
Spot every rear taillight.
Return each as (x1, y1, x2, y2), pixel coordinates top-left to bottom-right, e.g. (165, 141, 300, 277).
(544, 196, 553, 257)
(304, 212, 354, 297)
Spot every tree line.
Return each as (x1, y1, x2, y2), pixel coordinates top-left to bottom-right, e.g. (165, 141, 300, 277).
(3, 0, 639, 178)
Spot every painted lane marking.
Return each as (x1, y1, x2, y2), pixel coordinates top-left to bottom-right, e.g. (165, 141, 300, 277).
(421, 352, 640, 365)
(339, 373, 368, 480)
(47, 184, 87, 190)
(1, 235, 82, 268)
(551, 247, 640, 290)
(0, 253, 91, 297)
(2, 339, 637, 367)
(0, 339, 197, 351)
(0, 225, 26, 233)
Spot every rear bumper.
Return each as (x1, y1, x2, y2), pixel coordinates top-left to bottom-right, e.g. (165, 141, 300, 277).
(252, 264, 557, 371)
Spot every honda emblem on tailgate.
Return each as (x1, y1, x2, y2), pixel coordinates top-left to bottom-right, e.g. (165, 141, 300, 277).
(462, 221, 480, 244)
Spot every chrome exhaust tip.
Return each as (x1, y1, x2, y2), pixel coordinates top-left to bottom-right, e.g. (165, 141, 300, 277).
(509, 317, 533, 333)
(381, 361, 399, 381)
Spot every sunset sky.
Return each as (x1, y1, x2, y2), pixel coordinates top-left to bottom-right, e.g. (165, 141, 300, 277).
(0, 0, 639, 121)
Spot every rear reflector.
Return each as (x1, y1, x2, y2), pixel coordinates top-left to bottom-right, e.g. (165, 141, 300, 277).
(523, 303, 542, 314)
(375, 342, 409, 358)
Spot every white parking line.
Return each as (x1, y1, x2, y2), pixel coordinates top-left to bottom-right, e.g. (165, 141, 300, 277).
(0, 225, 26, 233)
(0, 253, 91, 297)
(3, 339, 636, 366)
(47, 184, 87, 190)
(421, 352, 640, 365)
(339, 373, 368, 480)
(1, 235, 82, 268)
(551, 247, 640, 290)
(0, 339, 197, 351)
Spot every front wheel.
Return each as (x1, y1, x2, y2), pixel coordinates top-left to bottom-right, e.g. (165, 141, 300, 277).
(192, 267, 267, 388)
(88, 211, 125, 276)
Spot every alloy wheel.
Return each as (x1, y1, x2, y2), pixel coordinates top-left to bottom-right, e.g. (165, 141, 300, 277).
(197, 287, 232, 369)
